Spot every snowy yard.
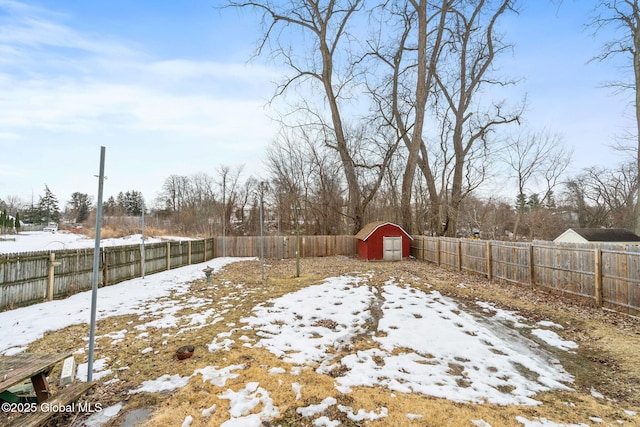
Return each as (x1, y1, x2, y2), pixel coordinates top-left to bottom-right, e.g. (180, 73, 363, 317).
(0, 235, 639, 426)
(0, 230, 190, 254)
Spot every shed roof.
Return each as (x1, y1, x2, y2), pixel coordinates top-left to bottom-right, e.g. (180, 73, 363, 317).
(354, 221, 413, 241)
(560, 228, 640, 242)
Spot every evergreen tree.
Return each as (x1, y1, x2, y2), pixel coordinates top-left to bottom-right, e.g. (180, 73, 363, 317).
(15, 212, 21, 233)
(117, 190, 144, 216)
(67, 192, 92, 223)
(38, 185, 60, 223)
(103, 196, 118, 216)
(0, 209, 5, 233)
(22, 205, 43, 224)
(527, 193, 541, 210)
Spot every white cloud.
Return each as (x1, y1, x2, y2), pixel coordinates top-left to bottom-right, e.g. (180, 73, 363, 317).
(0, 1, 279, 202)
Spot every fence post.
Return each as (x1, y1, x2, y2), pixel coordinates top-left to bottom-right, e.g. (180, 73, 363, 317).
(436, 238, 441, 266)
(421, 236, 425, 261)
(594, 247, 603, 307)
(457, 240, 462, 272)
(47, 252, 60, 301)
(529, 244, 535, 290)
(188, 241, 192, 265)
(166, 242, 171, 270)
(486, 241, 492, 280)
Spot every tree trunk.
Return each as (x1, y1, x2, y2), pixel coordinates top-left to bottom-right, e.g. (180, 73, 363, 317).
(400, 1, 429, 233)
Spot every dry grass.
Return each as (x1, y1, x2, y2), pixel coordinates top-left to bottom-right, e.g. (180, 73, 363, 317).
(4, 257, 639, 427)
(78, 225, 169, 240)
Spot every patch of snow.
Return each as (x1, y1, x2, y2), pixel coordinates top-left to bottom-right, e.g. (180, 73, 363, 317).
(476, 301, 529, 328)
(241, 275, 373, 365)
(337, 405, 388, 421)
(243, 276, 575, 406)
(516, 416, 590, 426)
(202, 403, 217, 417)
(313, 417, 340, 427)
(336, 284, 573, 405)
(297, 397, 337, 417)
(208, 337, 235, 352)
(77, 358, 111, 382)
(3, 347, 27, 356)
(181, 415, 193, 427)
(537, 320, 564, 329)
(406, 413, 424, 420)
(291, 382, 302, 400)
(194, 364, 245, 387)
(472, 420, 492, 427)
(129, 374, 191, 393)
(531, 329, 578, 351)
(590, 387, 604, 399)
(218, 382, 279, 425)
(0, 257, 254, 354)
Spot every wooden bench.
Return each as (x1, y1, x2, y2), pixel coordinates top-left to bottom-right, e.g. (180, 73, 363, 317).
(1, 353, 94, 427)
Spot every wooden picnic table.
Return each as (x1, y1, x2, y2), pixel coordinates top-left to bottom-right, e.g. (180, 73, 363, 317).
(0, 352, 72, 403)
(0, 352, 94, 427)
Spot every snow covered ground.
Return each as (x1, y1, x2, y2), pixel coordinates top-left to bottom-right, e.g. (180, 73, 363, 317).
(1, 235, 636, 426)
(0, 230, 190, 254)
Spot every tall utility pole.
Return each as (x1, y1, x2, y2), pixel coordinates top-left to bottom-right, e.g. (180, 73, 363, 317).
(259, 181, 265, 280)
(88, 146, 106, 383)
(222, 175, 226, 257)
(141, 201, 145, 279)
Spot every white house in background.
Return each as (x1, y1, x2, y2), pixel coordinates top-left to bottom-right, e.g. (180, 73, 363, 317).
(554, 228, 640, 244)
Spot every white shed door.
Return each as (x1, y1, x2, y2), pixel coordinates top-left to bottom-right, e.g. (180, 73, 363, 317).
(383, 237, 402, 261)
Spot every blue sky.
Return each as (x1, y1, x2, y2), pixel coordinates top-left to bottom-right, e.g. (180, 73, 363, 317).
(0, 0, 632, 208)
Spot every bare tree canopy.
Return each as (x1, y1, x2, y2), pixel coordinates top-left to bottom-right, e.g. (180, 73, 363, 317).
(589, 0, 640, 233)
(503, 129, 572, 239)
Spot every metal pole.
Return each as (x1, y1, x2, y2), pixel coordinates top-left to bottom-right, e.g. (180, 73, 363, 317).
(88, 146, 106, 383)
(259, 182, 265, 280)
(296, 224, 300, 278)
(222, 176, 226, 257)
(141, 202, 145, 279)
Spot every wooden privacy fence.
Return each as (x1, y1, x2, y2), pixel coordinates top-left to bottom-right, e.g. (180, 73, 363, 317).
(212, 235, 356, 259)
(0, 235, 356, 311)
(4, 234, 639, 315)
(411, 236, 640, 316)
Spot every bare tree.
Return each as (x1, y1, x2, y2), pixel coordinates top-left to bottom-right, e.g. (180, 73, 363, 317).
(266, 125, 347, 234)
(429, 0, 521, 236)
(217, 165, 243, 236)
(2, 195, 25, 216)
(589, 0, 640, 233)
(367, 0, 519, 234)
(366, 0, 451, 232)
(266, 127, 317, 233)
(565, 162, 638, 229)
(226, 0, 390, 233)
(504, 129, 572, 240)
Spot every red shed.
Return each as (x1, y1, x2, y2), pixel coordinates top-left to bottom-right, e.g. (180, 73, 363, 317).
(355, 221, 412, 261)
